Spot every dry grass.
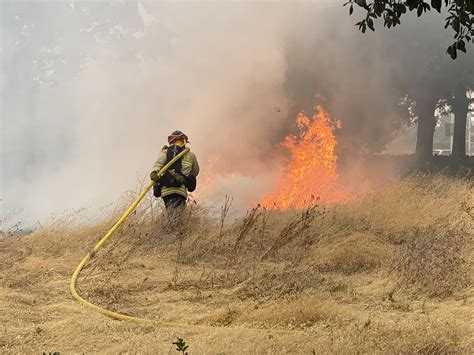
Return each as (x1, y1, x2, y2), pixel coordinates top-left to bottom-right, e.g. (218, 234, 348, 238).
(394, 228, 469, 297)
(0, 174, 472, 353)
(313, 232, 393, 274)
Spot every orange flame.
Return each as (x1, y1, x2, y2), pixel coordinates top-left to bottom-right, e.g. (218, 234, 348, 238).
(261, 105, 349, 210)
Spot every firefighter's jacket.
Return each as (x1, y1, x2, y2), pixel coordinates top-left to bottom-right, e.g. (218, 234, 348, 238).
(152, 145, 199, 198)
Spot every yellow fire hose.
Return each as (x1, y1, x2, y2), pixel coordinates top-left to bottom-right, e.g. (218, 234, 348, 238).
(70, 148, 191, 325)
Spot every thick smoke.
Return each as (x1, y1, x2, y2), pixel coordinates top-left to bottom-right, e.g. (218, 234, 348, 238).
(1, 1, 471, 224)
(1, 1, 292, 222)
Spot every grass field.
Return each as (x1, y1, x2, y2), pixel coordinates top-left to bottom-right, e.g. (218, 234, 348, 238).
(1, 175, 472, 353)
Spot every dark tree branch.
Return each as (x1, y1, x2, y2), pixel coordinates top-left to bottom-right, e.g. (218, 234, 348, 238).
(344, 0, 474, 59)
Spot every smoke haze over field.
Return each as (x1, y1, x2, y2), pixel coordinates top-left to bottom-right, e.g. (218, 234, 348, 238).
(1, 1, 472, 223)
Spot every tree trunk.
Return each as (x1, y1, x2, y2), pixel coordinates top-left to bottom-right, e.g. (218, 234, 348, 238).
(451, 86, 468, 159)
(414, 96, 438, 164)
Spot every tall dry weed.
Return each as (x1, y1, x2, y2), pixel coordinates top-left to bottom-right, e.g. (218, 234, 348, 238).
(393, 227, 469, 297)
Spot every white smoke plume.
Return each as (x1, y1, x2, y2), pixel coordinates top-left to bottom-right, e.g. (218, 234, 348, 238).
(1, 1, 470, 225)
(1, 1, 295, 223)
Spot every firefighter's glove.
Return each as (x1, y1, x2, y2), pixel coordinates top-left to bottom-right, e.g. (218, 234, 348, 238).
(150, 171, 160, 182)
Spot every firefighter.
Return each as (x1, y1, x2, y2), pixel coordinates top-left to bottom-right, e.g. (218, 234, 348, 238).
(150, 130, 199, 212)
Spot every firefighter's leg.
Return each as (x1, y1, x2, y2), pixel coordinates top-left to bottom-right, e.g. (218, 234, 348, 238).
(162, 194, 186, 233)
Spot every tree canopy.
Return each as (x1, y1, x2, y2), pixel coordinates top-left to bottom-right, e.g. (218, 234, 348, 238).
(345, 0, 474, 59)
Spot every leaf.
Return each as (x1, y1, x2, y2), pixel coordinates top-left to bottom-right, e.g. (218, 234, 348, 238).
(349, 4, 354, 15)
(355, 0, 369, 10)
(452, 17, 460, 33)
(459, 11, 469, 25)
(469, 2, 474, 12)
(406, 0, 418, 11)
(367, 18, 375, 31)
(374, 1, 384, 14)
(458, 40, 466, 53)
(431, 0, 442, 12)
(417, 5, 423, 17)
(447, 44, 457, 59)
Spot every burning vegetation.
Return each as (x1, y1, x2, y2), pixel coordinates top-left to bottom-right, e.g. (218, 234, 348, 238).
(262, 106, 349, 209)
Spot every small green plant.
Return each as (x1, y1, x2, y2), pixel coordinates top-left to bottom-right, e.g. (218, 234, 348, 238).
(172, 337, 189, 354)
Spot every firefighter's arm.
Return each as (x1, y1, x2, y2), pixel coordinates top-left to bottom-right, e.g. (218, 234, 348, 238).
(150, 150, 167, 181)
